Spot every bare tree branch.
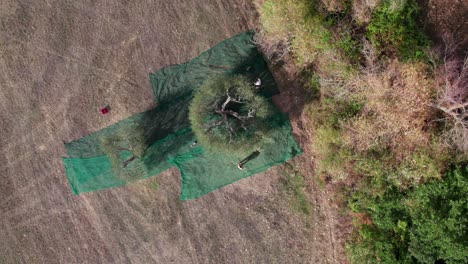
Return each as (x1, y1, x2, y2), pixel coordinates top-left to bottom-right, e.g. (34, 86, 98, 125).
(123, 156, 136, 168)
(216, 109, 255, 121)
(432, 39, 468, 153)
(221, 113, 235, 144)
(204, 119, 224, 133)
(221, 96, 232, 111)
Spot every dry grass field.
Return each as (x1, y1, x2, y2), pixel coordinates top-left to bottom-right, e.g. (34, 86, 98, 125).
(0, 1, 346, 263)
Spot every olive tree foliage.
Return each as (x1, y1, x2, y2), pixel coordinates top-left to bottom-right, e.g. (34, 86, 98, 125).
(189, 75, 275, 154)
(100, 124, 147, 181)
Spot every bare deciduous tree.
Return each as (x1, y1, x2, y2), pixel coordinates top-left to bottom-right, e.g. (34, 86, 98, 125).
(431, 38, 468, 154)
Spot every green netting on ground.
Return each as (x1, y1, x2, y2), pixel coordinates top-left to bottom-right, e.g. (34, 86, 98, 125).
(62, 31, 301, 199)
(64, 128, 194, 194)
(170, 114, 301, 200)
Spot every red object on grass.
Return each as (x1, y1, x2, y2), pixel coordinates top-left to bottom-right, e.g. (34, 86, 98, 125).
(100, 106, 110, 115)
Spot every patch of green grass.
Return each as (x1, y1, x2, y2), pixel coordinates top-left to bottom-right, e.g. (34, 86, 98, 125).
(367, 0, 428, 60)
(281, 163, 312, 215)
(352, 148, 445, 192)
(308, 94, 364, 183)
(335, 31, 362, 64)
(391, 151, 442, 188)
(314, 174, 326, 189)
(313, 125, 351, 183)
(332, 99, 364, 123)
(308, 73, 321, 98)
(260, 0, 341, 66)
(148, 178, 159, 190)
(309, 97, 363, 127)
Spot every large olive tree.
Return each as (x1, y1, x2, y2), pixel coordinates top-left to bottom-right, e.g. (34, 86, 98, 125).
(189, 75, 274, 154)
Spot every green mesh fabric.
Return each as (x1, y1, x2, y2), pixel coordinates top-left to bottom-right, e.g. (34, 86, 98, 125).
(62, 31, 301, 199)
(170, 114, 301, 200)
(63, 129, 193, 194)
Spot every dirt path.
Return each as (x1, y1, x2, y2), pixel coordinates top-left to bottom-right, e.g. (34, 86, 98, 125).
(269, 56, 352, 264)
(0, 1, 346, 263)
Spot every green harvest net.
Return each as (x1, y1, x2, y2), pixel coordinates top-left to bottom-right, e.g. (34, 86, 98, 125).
(62, 31, 302, 200)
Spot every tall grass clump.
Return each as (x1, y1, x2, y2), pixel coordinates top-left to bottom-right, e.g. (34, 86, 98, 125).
(281, 163, 312, 215)
(308, 97, 363, 183)
(367, 0, 428, 60)
(258, 0, 351, 72)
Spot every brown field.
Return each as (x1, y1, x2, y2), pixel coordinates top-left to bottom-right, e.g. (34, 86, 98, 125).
(0, 1, 347, 263)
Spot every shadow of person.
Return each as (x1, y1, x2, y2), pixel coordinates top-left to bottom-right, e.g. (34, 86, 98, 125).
(237, 150, 261, 170)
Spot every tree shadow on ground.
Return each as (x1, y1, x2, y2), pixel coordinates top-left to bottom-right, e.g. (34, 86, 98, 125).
(268, 55, 316, 134)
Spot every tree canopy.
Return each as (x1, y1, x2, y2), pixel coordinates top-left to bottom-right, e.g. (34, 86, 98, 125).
(348, 166, 468, 264)
(189, 75, 275, 154)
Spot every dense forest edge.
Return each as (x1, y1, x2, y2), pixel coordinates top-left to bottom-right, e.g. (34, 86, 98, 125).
(254, 0, 467, 263)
